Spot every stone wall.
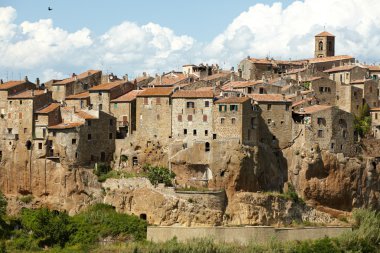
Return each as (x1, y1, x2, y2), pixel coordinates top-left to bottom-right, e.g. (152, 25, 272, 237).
(147, 226, 351, 245)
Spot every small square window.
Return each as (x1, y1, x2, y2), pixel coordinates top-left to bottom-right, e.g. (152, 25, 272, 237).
(205, 101, 209, 107)
(318, 130, 323, 138)
(184, 129, 187, 135)
(178, 115, 182, 122)
(87, 120, 92, 126)
(88, 134, 92, 140)
(193, 129, 197, 136)
(231, 118, 236, 124)
(203, 115, 207, 122)
(38, 143, 42, 150)
(72, 139, 77, 145)
(220, 118, 225, 124)
(188, 115, 193, 121)
(267, 104, 272, 110)
(205, 130, 208, 136)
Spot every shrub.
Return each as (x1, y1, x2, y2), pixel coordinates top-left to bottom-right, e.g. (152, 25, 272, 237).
(94, 163, 112, 182)
(143, 164, 175, 187)
(19, 195, 33, 204)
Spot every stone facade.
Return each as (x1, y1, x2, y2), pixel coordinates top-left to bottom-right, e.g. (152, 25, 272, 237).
(171, 90, 214, 145)
(370, 108, 380, 139)
(213, 97, 258, 146)
(314, 31, 335, 58)
(249, 94, 292, 149)
(336, 84, 363, 116)
(293, 105, 355, 155)
(304, 77, 336, 105)
(325, 65, 368, 84)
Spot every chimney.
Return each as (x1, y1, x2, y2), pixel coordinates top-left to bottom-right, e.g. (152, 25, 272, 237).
(31, 89, 35, 97)
(0, 79, 3, 84)
(123, 74, 128, 81)
(24, 76, 28, 82)
(36, 78, 40, 86)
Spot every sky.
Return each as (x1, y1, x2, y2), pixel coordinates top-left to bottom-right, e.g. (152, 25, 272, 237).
(1, 0, 380, 82)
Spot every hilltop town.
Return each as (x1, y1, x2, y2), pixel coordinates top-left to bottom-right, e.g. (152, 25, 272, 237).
(0, 31, 379, 226)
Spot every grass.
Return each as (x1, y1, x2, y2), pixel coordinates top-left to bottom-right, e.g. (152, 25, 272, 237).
(18, 195, 33, 204)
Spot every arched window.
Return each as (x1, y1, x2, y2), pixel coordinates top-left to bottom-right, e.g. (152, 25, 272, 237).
(205, 142, 210, 152)
(319, 41, 323, 51)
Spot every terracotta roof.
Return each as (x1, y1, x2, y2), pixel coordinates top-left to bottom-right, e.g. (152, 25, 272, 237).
(215, 97, 250, 104)
(76, 111, 96, 120)
(111, 90, 142, 103)
(65, 91, 90, 100)
(137, 87, 174, 97)
(307, 55, 354, 64)
(49, 122, 83, 130)
(53, 70, 101, 85)
(201, 72, 230, 81)
(302, 76, 323, 82)
(285, 67, 307, 75)
(196, 87, 214, 91)
(323, 65, 364, 73)
(248, 94, 290, 103)
(150, 73, 188, 86)
(89, 80, 129, 91)
(291, 98, 315, 108)
(370, 108, 380, 112)
(247, 58, 305, 66)
(36, 103, 60, 114)
(367, 65, 380, 72)
(0, 81, 27, 90)
(315, 31, 335, 37)
(8, 90, 46, 99)
(172, 90, 214, 98)
(350, 79, 372, 84)
(297, 105, 332, 114)
(223, 80, 263, 89)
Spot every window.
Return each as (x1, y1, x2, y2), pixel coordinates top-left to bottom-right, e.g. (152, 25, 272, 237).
(319, 41, 323, 51)
(203, 115, 207, 122)
(43, 129, 46, 138)
(343, 130, 347, 138)
(109, 119, 113, 126)
(374, 102, 377, 107)
(23, 128, 27, 134)
(114, 103, 118, 109)
(317, 117, 325, 125)
(7, 128, 12, 134)
(230, 105, 238, 111)
(205, 101, 209, 107)
(267, 104, 272, 110)
(331, 143, 335, 150)
(186, 101, 195, 108)
(259, 87, 265, 94)
(220, 118, 225, 124)
(88, 134, 92, 140)
(205, 130, 208, 136)
(98, 104, 103, 111)
(231, 118, 236, 124)
(87, 120, 92, 126)
(38, 143, 42, 150)
(267, 119, 272, 124)
(205, 142, 210, 152)
(144, 97, 148, 105)
(156, 97, 161, 105)
(376, 113, 378, 120)
(193, 129, 197, 136)
(219, 105, 227, 112)
(178, 115, 182, 122)
(247, 87, 252, 94)
(318, 130, 324, 138)
(72, 139, 77, 145)
(340, 74, 343, 83)
(184, 129, 187, 135)
(109, 133, 113, 139)
(188, 115, 193, 121)
(20, 100, 22, 105)
(213, 134, 217, 140)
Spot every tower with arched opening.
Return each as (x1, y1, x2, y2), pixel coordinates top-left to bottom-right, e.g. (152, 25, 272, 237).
(314, 31, 335, 58)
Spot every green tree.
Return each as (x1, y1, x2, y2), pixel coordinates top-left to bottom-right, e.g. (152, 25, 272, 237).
(354, 104, 371, 138)
(143, 164, 175, 186)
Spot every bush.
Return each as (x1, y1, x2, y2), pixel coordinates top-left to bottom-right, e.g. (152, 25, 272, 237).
(143, 164, 175, 187)
(354, 104, 371, 138)
(19, 195, 33, 204)
(94, 163, 112, 182)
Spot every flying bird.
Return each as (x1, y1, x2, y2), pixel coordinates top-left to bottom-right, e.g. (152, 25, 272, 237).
(48, 7, 53, 11)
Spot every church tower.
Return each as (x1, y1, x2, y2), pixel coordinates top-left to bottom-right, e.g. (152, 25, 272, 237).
(314, 31, 335, 58)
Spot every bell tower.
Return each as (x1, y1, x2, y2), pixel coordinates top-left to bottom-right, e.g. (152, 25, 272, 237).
(314, 31, 335, 58)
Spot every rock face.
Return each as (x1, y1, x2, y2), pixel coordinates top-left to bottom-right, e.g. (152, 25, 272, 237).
(285, 146, 380, 211)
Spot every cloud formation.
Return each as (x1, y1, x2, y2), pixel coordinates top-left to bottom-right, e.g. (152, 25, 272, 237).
(1, 0, 380, 82)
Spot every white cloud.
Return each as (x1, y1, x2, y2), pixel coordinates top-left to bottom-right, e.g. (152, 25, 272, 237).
(204, 0, 380, 67)
(2, 1, 380, 82)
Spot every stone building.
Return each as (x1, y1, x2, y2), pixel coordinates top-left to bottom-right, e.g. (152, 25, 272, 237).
(171, 90, 214, 145)
(370, 107, 380, 139)
(324, 65, 369, 84)
(238, 57, 305, 81)
(182, 64, 212, 79)
(48, 109, 116, 165)
(307, 55, 355, 73)
(65, 92, 90, 110)
(0, 79, 36, 113)
(6, 89, 53, 143)
(314, 31, 335, 58)
(50, 70, 102, 102)
(221, 80, 283, 95)
(293, 105, 354, 156)
(248, 94, 292, 149)
(336, 84, 363, 116)
(350, 79, 379, 108)
(89, 80, 135, 113)
(148, 72, 194, 87)
(135, 87, 175, 145)
(110, 90, 142, 138)
(213, 97, 258, 146)
(301, 76, 336, 105)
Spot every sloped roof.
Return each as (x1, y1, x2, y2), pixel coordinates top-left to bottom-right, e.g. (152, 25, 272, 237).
(75, 111, 97, 120)
(296, 105, 332, 114)
(315, 31, 335, 37)
(48, 122, 83, 130)
(248, 94, 290, 103)
(89, 80, 129, 91)
(8, 90, 45, 99)
(307, 55, 354, 64)
(172, 90, 214, 98)
(53, 70, 101, 85)
(0, 81, 27, 90)
(323, 65, 364, 73)
(36, 103, 60, 114)
(215, 97, 250, 104)
(111, 90, 142, 103)
(66, 91, 90, 100)
(137, 87, 174, 97)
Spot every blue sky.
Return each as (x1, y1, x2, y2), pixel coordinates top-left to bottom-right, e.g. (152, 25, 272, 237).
(2, 0, 294, 41)
(1, 0, 380, 82)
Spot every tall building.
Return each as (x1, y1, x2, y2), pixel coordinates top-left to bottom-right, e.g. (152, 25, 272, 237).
(314, 31, 335, 58)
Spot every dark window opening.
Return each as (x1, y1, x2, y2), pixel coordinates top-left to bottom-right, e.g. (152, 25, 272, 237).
(213, 134, 217, 140)
(140, 213, 147, 220)
(88, 134, 92, 140)
(205, 101, 210, 107)
(186, 101, 195, 108)
(72, 139, 77, 145)
(133, 157, 138, 166)
(193, 129, 197, 136)
(205, 142, 210, 152)
(109, 133, 113, 139)
(205, 130, 208, 136)
(109, 119, 113, 126)
(100, 152, 106, 162)
(184, 129, 187, 135)
(38, 143, 42, 150)
(26, 140, 32, 150)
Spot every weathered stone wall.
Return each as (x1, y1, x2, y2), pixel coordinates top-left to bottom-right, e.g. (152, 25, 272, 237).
(310, 78, 336, 105)
(337, 84, 362, 115)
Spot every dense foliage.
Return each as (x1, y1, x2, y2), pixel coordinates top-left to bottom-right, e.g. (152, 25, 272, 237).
(354, 103, 371, 138)
(143, 164, 176, 186)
